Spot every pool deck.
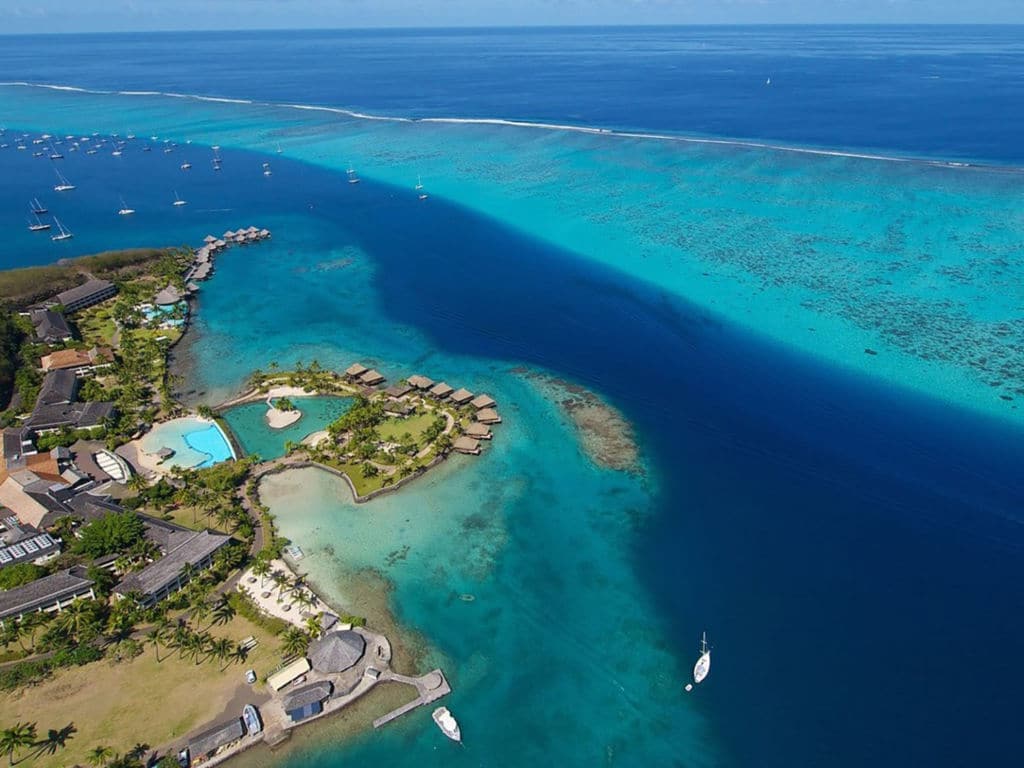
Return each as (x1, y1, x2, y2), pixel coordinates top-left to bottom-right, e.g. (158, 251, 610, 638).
(119, 416, 237, 478)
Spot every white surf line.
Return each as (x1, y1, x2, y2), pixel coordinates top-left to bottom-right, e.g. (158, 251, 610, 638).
(1, 81, 1019, 172)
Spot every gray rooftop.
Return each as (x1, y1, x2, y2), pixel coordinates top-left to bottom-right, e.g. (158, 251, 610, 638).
(37, 370, 77, 406)
(25, 401, 115, 432)
(0, 567, 93, 620)
(308, 629, 366, 673)
(188, 718, 245, 758)
(30, 309, 72, 343)
(114, 529, 231, 598)
(281, 681, 333, 712)
(54, 279, 115, 308)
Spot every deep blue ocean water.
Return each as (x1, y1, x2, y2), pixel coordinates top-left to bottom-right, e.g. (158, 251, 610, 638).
(0, 26, 1022, 768)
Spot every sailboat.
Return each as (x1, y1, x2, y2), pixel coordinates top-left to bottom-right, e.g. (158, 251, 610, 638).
(276, 144, 283, 154)
(53, 170, 75, 192)
(693, 631, 711, 685)
(172, 190, 187, 207)
(415, 175, 428, 200)
(50, 217, 73, 241)
(262, 162, 272, 177)
(180, 162, 192, 170)
(31, 198, 47, 215)
(28, 213, 51, 232)
(346, 164, 360, 184)
(48, 145, 63, 160)
(117, 197, 135, 216)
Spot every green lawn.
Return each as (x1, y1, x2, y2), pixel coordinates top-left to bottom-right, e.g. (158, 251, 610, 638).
(376, 412, 436, 443)
(75, 306, 117, 346)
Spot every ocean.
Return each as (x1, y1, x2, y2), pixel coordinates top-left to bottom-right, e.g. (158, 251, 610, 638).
(0, 26, 1022, 768)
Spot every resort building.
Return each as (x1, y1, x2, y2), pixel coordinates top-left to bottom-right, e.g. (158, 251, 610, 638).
(268, 657, 312, 691)
(429, 382, 454, 399)
(187, 718, 246, 763)
(344, 363, 368, 379)
(452, 436, 482, 455)
(40, 346, 114, 372)
(407, 375, 434, 390)
(0, 566, 95, 626)
(113, 528, 232, 606)
(309, 629, 366, 674)
(464, 423, 492, 440)
(24, 370, 116, 433)
(29, 309, 72, 345)
(471, 394, 496, 410)
(0, 516, 60, 569)
(283, 681, 333, 723)
(359, 369, 385, 386)
(384, 383, 413, 399)
(449, 388, 474, 406)
(476, 408, 502, 425)
(52, 279, 116, 314)
(154, 285, 184, 306)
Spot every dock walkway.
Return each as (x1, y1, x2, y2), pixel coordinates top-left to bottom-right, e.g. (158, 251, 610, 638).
(372, 669, 451, 728)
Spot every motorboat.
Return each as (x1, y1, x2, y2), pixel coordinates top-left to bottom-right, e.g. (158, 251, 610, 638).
(432, 706, 461, 743)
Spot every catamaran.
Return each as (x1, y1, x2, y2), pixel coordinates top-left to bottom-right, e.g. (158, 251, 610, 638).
(172, 191, 187, 207)
(693, 631, 711, 685)
(347, 165, 361, 184)
(28, 213, 51, 232)
(51, 217, 73, 241)
(416, 176, 428, 200)
(117, 197, 135, 216)
(53, 170, 75, 192)
(31, 198, 47, 215)
(262, 162, 272, 177)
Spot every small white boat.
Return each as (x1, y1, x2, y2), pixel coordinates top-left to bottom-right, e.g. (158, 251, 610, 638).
(28, 213, 51, 232)
(51, 217, 73, 241)
(86, 148, 98, 155)
(262, 162, 272, 177)
(242, 704, 262, 736)
(111, 146, 123, 156)
(118, 197, 135, 216)
(347, 166, 361, 184)
(31, 198, 47, 214)
(693, 631, 711, 685)
(276, 143, 282, 154)
(180, 162, 192, 170)
(432, 707, 461, 743)
(415, 175, 428, 199)
(172, 190, 187, 207)
(53, 170, 75, 192)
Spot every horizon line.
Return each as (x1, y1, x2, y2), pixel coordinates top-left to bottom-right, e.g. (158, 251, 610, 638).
(1, 22, 1023, 37)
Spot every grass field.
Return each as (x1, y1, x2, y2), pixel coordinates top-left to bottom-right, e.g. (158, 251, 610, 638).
(0, 615, 282, 768)
(376, 412, 436, 443)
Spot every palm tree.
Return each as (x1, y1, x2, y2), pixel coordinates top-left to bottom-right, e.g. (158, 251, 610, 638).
(252, 558, 271, 588)
(208, 637, 233, 670)
(228, 642, 249, 668)
(31, 723, 76, 758)
(86, 745, 113, 767)
(55, 600, 99, 644)
(270, 570, 288, 598)
(304, 614, 323, 640)
(208, 595, 235, 629)
(146, 623, 172, 663)
(0, 723, 36, 766)
(279, 627, 309, 658)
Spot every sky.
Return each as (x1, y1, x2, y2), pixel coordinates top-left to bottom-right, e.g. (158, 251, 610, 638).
(0, 0, 1021, 33)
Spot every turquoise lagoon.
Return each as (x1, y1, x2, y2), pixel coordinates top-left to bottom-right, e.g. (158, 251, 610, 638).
(1, 84, 1022, 768)
(221, 397, 352, 460)
(139, 417, 236, 469)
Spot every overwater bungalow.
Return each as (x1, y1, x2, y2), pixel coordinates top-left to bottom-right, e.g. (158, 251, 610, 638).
(359, 369, 385, 386)
(471, 394, 496, 410)
(429, 382, 454, 399)
(408, 374, 435, 389)
(384, 383, 413, 399)
(449, 388, 474, 406)
(203, 235, 217, 245)
(452, 436, 481, 455)
(345, 363, 368, 379)
(259, 229, 271, 239)
(465, 423, 492, 440)
(476, 408, 501, 424)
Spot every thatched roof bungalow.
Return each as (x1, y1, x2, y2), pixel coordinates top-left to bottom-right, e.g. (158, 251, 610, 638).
(471, 394, 496, 410)
(449, 388, 474, 405)
(407, 375, 434, 389)
(476, 408, 501, 424)
(429, 382, 454, 399)
(344, 363, 368, 378)
(452, 436, 481, 455)
(465, 423, 492, 440)
(359, 369, 385, 386)
(309, 629, 366, 673)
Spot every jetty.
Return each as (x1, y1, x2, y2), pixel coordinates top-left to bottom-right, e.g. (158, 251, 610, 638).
(372, 670, 452, 728)
(184, 226, 272, 284)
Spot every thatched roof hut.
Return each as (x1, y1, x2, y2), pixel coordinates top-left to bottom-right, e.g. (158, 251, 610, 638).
(476, 408, 501, 424)
(345, 363, 368, 378)
(429, 382, 454, 399)
(471, 394, 496, 410)
(449, 388, 473, 405)
(452, 436, 481, 455)
(309, 630, 366, 673)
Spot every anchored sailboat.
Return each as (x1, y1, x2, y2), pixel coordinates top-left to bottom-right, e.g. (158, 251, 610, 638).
(118, 197, 135, 216)
(693, 631, 711, 685)
(416, 176, 428, 200)
(51, 217, 73, 241)
(53, 170, 75, 192)
(28, 213, 51, 232)
(172, 190, 187, 207)
(31, 198, 47, 215)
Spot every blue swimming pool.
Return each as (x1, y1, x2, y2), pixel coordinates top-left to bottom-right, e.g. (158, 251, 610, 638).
(140, 418, 235, 469)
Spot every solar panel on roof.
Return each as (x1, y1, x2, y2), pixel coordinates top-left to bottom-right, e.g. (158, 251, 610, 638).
(8, 544, 24, 557)
(22, 540, 38, 553)
(35, 534, 54, 548)
(0, 550, 12, 563)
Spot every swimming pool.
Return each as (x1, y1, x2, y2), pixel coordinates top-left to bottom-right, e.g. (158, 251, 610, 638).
(140, 417, 235, 469)
(221, 396, 351, 460)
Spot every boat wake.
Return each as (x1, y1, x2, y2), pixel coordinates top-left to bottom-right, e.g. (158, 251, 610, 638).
(1, 80, 1017, 172)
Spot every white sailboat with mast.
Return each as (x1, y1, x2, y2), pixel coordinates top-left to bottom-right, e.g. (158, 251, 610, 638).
(50, 217, 73, 241)
(28, 212, 51, 232)
(693, 631, 711, 685)
(53, 169, 75, 192)
(172, 190, 187, 207)
(117, 196, 135, 216)
(31, 198, 47, 215)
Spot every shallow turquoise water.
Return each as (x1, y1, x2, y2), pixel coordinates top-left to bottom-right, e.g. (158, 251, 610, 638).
(140, 418, 235, 469)
(221, 396, 352, 460)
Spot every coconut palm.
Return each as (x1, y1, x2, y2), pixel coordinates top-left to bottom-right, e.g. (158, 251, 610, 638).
(304, 615, 323, 640)
(207, 637, 233, 670)
(0, 723, 36, 766)
(270, 570, 289, 598)
(54, 599, 99, 644)
(252, 558, 271, 588)
(146, 622, 173, 663)
(86, 745, 113, 767)
(279, 627, 309, 658)
(189, 597, 211, 627)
